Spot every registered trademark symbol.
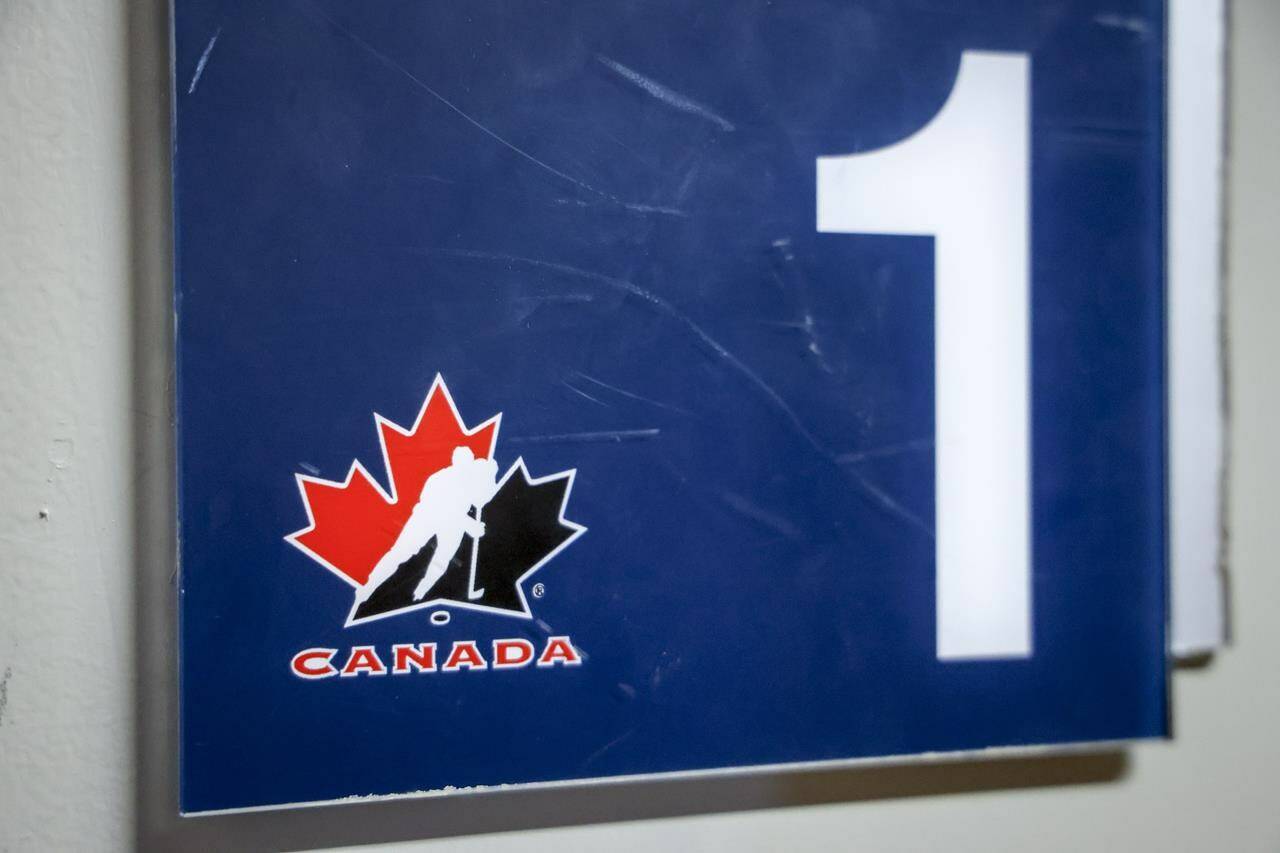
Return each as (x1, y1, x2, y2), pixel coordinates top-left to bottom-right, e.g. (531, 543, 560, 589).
(531, 583, 545, 599)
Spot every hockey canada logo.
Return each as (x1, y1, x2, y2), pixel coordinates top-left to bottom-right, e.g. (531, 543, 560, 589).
(285, 376, 585, 627)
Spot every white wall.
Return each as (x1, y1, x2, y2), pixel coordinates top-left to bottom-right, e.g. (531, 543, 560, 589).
(2, 0, 1278, 850)
(0, 1, 135, 849)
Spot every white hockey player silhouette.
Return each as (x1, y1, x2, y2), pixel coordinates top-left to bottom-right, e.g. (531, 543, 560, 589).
(356, 445, 500, 605)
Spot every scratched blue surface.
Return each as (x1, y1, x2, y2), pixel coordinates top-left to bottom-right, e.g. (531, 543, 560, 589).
(175, 0, 1168, 813)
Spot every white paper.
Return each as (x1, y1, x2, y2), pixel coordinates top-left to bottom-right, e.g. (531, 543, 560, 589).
(1169, 0, 1228, 656)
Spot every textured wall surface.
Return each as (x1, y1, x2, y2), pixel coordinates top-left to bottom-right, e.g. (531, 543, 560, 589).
(0, 1, 135, 849)
(2, 0, 1279, 850)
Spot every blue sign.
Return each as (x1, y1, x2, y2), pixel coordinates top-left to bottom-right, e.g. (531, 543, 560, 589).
(175, 0, 1168, 814)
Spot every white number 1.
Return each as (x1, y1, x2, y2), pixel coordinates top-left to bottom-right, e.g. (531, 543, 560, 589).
(817, 51, 1032, 660)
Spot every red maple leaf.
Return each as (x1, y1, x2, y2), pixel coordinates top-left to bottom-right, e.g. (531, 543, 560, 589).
(285, 376, 500, 587)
